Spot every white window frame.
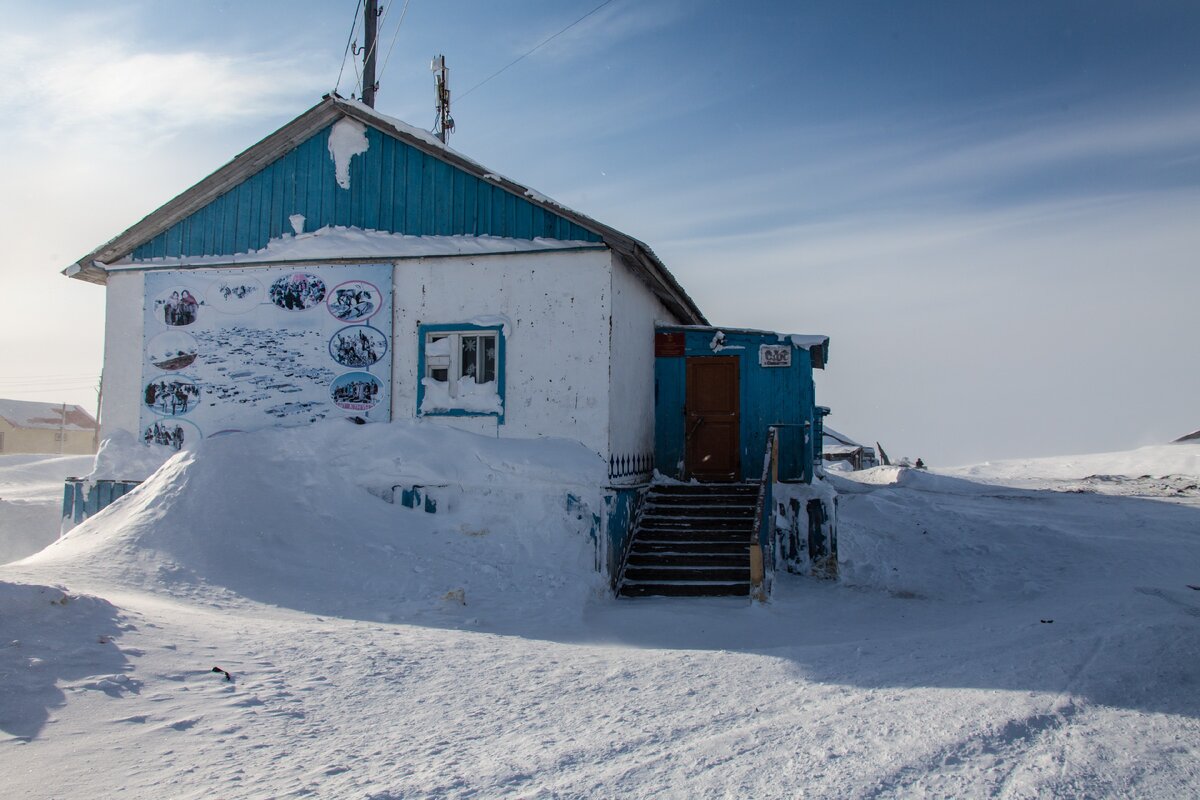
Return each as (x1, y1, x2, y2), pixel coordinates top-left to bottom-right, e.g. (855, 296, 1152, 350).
(423, 330, 498, 399)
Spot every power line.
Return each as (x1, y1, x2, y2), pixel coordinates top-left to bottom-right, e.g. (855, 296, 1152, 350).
(378, 0, 414, 85)
(334, 0, 364, 95)
(458, 0, 615, 103)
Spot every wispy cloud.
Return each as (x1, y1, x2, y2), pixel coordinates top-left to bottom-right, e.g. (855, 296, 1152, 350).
(519, 0, 688, 62)
(550, 91, 1200, 246)
(0, 13, 328, 145)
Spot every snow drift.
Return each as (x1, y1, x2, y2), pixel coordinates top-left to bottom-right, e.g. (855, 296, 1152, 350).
(24, 420, 607, 629)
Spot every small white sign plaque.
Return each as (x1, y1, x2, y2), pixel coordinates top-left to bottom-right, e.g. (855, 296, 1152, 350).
(759, 344, 791, 368)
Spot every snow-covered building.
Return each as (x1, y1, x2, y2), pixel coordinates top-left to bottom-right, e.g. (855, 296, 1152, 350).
(822, 427, 878, 471)
(0, 399, 97, 455)
(64, 94, 835, 596)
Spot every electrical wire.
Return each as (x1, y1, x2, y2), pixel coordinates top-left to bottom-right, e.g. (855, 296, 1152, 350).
(0, 378, 100, 387)
(336, 0, 362, 95)
(378, 0, 414, 85)
(458, 0, 615, 103)
(334, 0, 364, 96)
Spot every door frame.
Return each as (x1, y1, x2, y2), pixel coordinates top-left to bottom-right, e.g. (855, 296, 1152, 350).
(684, 355, 741, 481)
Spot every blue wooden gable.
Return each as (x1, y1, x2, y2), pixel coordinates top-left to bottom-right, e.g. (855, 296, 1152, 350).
(130, 122, 600, 261)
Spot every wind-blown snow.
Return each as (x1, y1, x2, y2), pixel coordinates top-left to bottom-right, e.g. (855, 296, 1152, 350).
(2, 437, 1198, 798)
(0, 453, 94, 564)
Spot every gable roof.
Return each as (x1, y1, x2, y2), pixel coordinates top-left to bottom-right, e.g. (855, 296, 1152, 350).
(823, 427, 863, 448)
(0, 399, 97, 432)
(64, 94, 706, 325)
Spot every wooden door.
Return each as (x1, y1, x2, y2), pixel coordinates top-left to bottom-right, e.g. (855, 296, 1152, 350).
(685, 356, 740, 481)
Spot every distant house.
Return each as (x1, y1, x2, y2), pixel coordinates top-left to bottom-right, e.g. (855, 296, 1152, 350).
(1173, 429, 1200, 443)
(0, 399, 97, 455)
(822, 427, 877, 471)
(63, 93, 837, 595)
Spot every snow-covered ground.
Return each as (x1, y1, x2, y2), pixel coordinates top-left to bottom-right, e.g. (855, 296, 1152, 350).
(2, 428, 1198, 798)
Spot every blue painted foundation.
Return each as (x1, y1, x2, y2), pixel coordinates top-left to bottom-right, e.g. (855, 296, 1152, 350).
(62, 478, 142, 529)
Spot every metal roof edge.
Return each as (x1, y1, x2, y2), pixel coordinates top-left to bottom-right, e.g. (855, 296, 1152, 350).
(64, 96, 343, 285)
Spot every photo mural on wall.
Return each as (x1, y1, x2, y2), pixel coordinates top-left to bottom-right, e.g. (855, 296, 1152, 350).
(141, 264, 393, 449)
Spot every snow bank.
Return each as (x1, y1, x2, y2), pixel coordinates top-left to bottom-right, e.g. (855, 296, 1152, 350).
(87, 429, 177, 481)
(24, 420, 607, 628)
(833, 443, 1200, 602)
(946, 443, 1200, 483)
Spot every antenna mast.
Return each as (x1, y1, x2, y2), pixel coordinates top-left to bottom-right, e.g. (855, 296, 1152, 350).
(431, 54, 454, 143)
(362, 0, 380, 107)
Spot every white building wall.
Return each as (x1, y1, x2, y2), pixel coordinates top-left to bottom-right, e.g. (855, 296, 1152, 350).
(392, 248, 613, 457)
(99, 270, 145, 440)
(95, 248, 618, 458)
(607, 254, 683, 465)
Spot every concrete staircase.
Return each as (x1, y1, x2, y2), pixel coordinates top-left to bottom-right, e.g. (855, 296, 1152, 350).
(618, 483, 759, 598)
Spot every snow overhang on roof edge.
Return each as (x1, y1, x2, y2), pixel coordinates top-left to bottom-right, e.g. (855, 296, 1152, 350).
(61, 94, 707, 325)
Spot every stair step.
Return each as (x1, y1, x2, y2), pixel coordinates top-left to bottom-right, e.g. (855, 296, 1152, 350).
(635, 530, 751, 543)
(646, 494, 759, 506)
(624, 566, 750, 582)
(643, 504, 756, 517)
(649, 484, 758, 495)
(640, 516, 755, 529)
(630, 541, 751, 555)
(626, 553, 749, 568)
(619, 581, 751, 598)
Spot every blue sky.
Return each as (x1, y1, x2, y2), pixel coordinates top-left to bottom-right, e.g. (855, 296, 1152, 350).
(2, 1, 1198, 464)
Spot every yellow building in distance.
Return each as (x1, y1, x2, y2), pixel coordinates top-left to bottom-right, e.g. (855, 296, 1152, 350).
(0, 399, 97, 455)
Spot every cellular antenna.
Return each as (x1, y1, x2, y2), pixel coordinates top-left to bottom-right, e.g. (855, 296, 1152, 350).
(431, 55, 455, 143)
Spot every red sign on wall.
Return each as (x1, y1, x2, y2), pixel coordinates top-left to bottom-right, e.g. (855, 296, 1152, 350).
(655, 332, 686, 357)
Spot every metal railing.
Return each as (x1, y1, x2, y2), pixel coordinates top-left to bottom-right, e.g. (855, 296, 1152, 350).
(608, 452, 654, 483)
(749, 426, 779, 600)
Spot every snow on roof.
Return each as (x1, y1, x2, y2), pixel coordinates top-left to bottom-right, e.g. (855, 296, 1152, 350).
(107, 226, 603, 269)
(64, 94, 708, 325)
(823, 427, 862, 448)
(0, 399, 97, 432)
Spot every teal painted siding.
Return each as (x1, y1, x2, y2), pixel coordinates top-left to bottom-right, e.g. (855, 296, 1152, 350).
(131, 125, 601, 261)
(654, 328, 820, 483)
(603, 488, 642, 588)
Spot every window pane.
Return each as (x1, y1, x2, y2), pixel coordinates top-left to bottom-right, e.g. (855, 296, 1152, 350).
(431, 368, 449, 382)
(460, 336, 478, 380)
(482, 336, 496, 383)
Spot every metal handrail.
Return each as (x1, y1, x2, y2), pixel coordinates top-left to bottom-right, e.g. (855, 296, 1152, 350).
(750, 426, 780, 599)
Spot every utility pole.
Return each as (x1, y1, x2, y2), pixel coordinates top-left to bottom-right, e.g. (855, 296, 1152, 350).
(362, 0, 380, 107)
(431, 54, 454, 143)
(59, 402, 66, 455)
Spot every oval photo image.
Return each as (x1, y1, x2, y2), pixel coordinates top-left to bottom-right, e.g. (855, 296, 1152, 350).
(146, 331, 199, 371)
(143, 419, 201, 452)
(327, 280, 380, 322)
(153, 286, 202, 327)
(144, 376, 202, 417)
(208, 278, 263, 314)
(330, 371, 382, 411)
(269, 273, 326, 310)
(329, 325, 388, 368)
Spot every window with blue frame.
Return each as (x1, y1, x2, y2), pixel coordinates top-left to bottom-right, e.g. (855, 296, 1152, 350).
(417, 323, 505, 420)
